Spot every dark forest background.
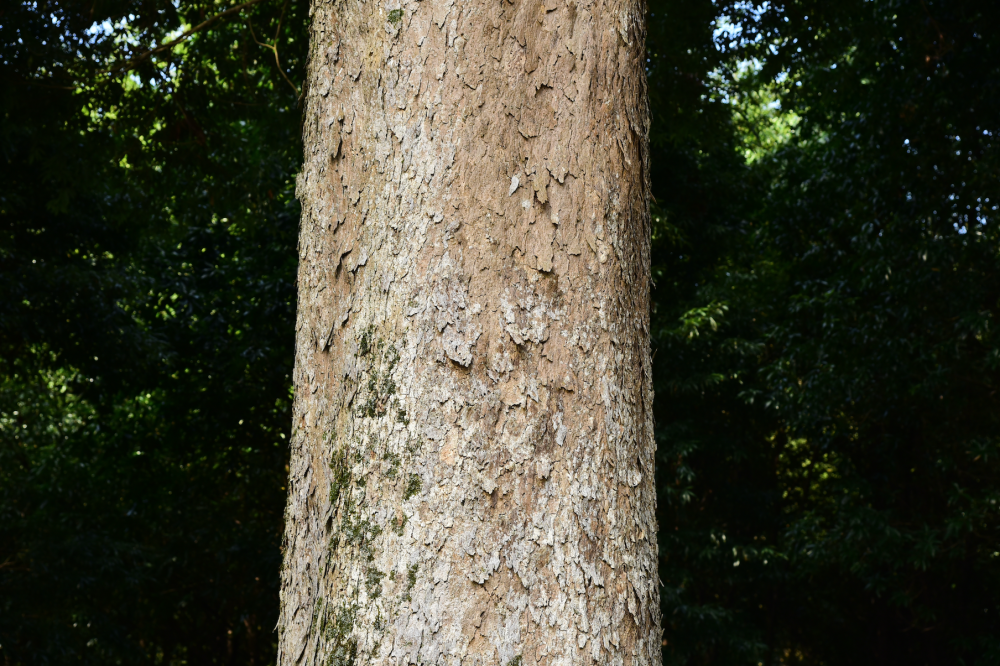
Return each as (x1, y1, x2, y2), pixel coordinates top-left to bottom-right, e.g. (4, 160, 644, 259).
(2, 0, 998, 663)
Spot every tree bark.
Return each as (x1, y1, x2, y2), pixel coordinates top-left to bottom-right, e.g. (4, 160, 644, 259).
(279, 0, 659, 662)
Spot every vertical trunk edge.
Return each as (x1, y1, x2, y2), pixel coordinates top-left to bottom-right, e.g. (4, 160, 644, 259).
(280, 0, 660, 663)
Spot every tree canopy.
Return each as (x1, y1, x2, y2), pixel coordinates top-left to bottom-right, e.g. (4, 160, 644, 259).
(2, 1, 304, 661)
(2, 0, 998, 663)
(648, 1, 1000, 663)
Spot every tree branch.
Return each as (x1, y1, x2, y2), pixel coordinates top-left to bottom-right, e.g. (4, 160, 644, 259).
(246, 0, 299, 97)
(110, 0, 271, 73)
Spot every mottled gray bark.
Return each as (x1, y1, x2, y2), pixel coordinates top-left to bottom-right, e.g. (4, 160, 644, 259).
(278, 0, 659, 663)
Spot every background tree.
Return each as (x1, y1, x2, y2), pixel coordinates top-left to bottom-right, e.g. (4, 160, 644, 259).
(648, 0, 1000, 663)
(1, 1, 305, 662)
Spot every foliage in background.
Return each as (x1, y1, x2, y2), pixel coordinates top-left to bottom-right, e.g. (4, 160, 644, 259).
(3, 0, 999, 664)
(648, 0, 1000, 663)
(1, 0, 306, 662)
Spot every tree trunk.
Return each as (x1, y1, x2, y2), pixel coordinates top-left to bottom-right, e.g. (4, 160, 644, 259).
(278, 0, 659, 663)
